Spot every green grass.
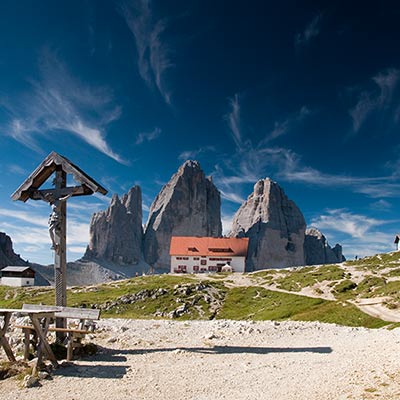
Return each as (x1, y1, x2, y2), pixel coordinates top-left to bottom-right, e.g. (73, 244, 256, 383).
(345, 252, 400, 272)
(386, 268, 400, 277)
(275, 265, 345, 292)
(331, 280, 357, 300)
(217, 286, 388, 328)
(1, 259, 399, 328)
(374, 280, 400, 301)
(0, 275, 226, 320)
(356, 276, 387, 297)
(99, 281, 227, 320)
(0, 275, 197, 309)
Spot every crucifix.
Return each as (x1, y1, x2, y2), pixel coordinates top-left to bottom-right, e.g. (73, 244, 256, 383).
(11, 152, 107, 315)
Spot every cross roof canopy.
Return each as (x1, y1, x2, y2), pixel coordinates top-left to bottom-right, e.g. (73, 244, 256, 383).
(11, 151, 108, 202)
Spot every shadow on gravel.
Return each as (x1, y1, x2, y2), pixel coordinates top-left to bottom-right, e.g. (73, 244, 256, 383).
(54, 363, 129, 379)
(101, 345, 333, 356)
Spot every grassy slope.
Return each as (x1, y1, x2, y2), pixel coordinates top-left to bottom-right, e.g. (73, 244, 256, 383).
(0, 262, 394, 328)
(2, 252, 400, 328)
(218, 287, 387, 328)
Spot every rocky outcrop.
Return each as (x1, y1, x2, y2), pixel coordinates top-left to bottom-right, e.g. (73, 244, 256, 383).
(0, 232, 27, 268)
(304, 228, 345, 265)
(229, 178, 306, 270)
(85, 186, 143, 264)
(143, 160, 222, 270)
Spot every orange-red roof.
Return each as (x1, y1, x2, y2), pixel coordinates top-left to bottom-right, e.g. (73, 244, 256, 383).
(170, 236, 249, 257)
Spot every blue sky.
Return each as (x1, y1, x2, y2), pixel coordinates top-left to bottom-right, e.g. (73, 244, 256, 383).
(1, 0, 400, 265)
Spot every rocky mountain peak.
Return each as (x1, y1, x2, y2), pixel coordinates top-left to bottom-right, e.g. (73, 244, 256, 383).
(143, 160, 222, 270)
(304, 227, 345, 265)
(84, 185, 143, 265)
(230, 178, 306, 270)
(180, 159, 201, 172)
(0, 232, 27, 268)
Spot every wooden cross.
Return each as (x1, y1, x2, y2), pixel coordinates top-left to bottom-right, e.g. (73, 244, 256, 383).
(11, 152, 107, 314)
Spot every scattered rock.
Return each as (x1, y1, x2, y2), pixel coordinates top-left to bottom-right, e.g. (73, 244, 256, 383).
(22, 375, 41, 388)
(38, 371, 51, 380)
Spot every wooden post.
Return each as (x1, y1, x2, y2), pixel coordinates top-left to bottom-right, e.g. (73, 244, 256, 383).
(54, 168, 67, 337)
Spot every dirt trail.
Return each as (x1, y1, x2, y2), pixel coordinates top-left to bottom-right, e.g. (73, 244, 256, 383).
(204, 272, 400, 323)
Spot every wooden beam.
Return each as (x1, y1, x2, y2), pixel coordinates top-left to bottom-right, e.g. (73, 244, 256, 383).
(29, 185, 93, 200)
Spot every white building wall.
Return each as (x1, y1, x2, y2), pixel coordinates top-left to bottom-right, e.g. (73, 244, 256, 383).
(1, 277, 35, 287)
(171, 256, 246, 273)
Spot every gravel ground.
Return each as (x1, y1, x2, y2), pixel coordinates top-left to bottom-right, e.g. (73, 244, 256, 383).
(1, 319, 400, 399)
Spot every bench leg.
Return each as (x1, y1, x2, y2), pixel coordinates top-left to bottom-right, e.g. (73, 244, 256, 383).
(0, 313, 16, 362)
(23, 329, 31, 361)
(66, 332, 74, 361)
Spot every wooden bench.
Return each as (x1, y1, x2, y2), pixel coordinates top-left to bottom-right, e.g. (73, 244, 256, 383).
(16, 304, 100, 361)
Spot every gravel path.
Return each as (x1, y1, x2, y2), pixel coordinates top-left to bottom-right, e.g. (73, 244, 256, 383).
(1, 319, 400, 399)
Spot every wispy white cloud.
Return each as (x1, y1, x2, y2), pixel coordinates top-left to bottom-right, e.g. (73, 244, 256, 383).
(213, 96, 314, 204)
(225, 94, 244, 148)
(369, 199, 392, 211)
(310, 209, 385, 239)
(2, 50, 127, 164)
(373, 68, 399, 105)
(219, 189, 246, 205)
(119, 0, 173, 105)
(0, 212, 91, 264)
(267, 106, 310, 142)
(310, 209, 398, 258)
(341, 236, 395, 259)
(7, 164, 27, 175)
(295, 14, 323, 49)
(68, 246, 88, 254)
(217, 95, 400, 205)
(0, 208, 48, 228)
(178, 146, 216, 161)
(135, 127, 162, 145)
(279, 159, 400, 198)
(350, 68, 400, 132)
(221, 213, 235, 235)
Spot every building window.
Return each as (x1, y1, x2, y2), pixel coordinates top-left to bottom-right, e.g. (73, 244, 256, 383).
(193, 257, 200, 260)
(200, 259, 207, 266)
(193, 266, 199, 272)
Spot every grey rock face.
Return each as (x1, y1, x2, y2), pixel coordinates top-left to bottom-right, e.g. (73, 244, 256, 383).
(304, 228, 345, 265)
(0, 232, 27, 268)
(85, 186, 143, 264)
(229, 178, 306, 270)
(144, 160, 222, 270)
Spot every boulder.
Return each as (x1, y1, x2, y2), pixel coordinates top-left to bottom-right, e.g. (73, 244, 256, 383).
(143, 160, 222, 270)
(85, 186, 143, 264)
(229, 178, 306, 270)
(304, 228, 345, 265)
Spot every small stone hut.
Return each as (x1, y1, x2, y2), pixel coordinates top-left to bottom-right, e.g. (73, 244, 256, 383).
(1, 266, 35, 287)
